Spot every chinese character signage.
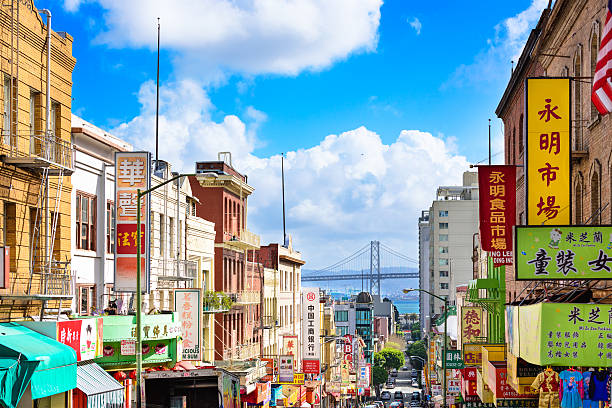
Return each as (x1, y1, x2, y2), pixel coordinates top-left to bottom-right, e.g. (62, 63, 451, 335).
(57, 318, 103, 361)
(478, 165, 516, 265)
(525, 78, 571, 225)
(445, 350, 465, 369)
(301, 287, 320, 374)
(279, 355, 295, 383)
(461, 307, 483, 344)
(508, 302, 612, 367)
(114, 151, 151, 292)
(462, 344, 483, 366)
(174, 289, 201, 361)
(515, 225, 612, 280)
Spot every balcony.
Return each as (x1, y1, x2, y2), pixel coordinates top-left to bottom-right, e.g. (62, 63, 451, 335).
(1, 131, 75, 174)
(222, 229, 261, 251)
(260, 315, 277, 329)
(233, 290, 260, 306)
(152, 258, 197, 281)
(203, 291, 233, 313)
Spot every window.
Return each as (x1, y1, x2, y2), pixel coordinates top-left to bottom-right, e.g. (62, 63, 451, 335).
(439, 270, 448, 277)
(439, 247, 448, 254)
(573, 49, 582, 150)
(591, 168, 601, 225)
(335, 310, 349, 322)
(337, 326, 349, 336)
(440, 283, 449, 290)
(439, 234, 448, 242)
(29, 91, 41, 154)
(518, 114, 524, 155)
(439, 210, 448, 217)
(76, 192, 96, 251)
(590, 26, 600, 121)
(439, 259, 448, 266)
(169, 217, 175, 257)
(575, 179, 583, 224)
(159, 214, 165, 256)
(439, 222, 448, 229)
(78, 285, 95, 315)
(106, 201, 115, 253)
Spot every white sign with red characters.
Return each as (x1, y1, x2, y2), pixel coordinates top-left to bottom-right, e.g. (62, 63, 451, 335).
(301, 287, 320, 374)
(174, 289, 202, 361)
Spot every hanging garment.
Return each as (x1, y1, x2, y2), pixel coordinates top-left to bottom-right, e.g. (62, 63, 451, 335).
(532, 371, 561, 408)
(588, 370, 609, 402)
(582, 372, 599, 408)
(559, 370, 583, 408)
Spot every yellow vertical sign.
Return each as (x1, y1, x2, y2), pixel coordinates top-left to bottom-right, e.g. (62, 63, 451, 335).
(526, 78, 571, 225)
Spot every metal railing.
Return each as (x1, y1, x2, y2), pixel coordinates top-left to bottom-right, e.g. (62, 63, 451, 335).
(151, 258, 197, 280)
(240, 229, 260, 248)
(234, 290, 259, 305)
(1, 130, 75, 170)
(203, 291, 233, 313)
(30, 260, 74, 296)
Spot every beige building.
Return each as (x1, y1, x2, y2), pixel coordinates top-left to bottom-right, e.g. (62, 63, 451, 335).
(0, 1, 76, 320)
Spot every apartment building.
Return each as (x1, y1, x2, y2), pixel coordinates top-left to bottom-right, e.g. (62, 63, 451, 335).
(0, 3, 76, 320)
(423, 172, 479, 317)
(190, 154, 262, 362)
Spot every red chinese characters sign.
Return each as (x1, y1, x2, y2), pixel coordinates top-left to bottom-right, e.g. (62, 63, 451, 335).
(478, 165, 516, 265)
(525, 78, 571, 225)
(114, 151, 150, 292)
(175, 289, 202, 361)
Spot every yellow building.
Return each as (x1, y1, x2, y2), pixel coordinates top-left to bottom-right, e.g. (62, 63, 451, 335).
(0, 1, 76, 320)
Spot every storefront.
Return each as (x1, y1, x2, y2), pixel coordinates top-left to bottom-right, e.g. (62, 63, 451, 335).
(0, 323, 77, 408)
(143, 367, 220, 407)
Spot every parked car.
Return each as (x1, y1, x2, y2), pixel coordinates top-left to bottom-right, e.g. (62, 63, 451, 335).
(394, 391, 404, 400)
(373, 401, 385, 408)
(409, 400, 420, 407)
(386, 381, 395, 389)
(411, 380, 419, 388)
(391, 369, 398, 377)
(381, 391, 392, 401)
(411, 391, 421, 402)
(401, 366, 409, 371)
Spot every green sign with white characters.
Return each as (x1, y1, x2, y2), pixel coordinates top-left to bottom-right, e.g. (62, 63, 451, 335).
(508, 303, 612, 367)
(445, 350, 464, 369)
(514, 225, 612, 280)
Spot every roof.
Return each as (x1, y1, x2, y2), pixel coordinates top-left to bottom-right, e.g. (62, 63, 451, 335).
(71, 114, 133, 152)
(356, 292, 373, 304)
(76, 361, 123, 396)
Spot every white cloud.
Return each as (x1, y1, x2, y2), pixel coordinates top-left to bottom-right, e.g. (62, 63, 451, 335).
(63, 0, 84, 12)
(77, 0, 382, 78)
(443, 0, 548, 89)
(113, 81, 470, 267)
(408, 17, 422, 35)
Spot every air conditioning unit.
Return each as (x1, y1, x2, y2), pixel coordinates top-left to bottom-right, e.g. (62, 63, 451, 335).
(0, 247, 9, 289)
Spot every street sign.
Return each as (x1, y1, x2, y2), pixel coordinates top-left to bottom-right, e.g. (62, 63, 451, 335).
(445, 350, 464, 369)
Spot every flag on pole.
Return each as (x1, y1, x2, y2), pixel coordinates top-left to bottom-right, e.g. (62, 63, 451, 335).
(592, 0, 612, 114)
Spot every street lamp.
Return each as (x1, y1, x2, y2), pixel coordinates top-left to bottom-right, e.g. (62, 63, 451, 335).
(403, 288, 449, 408)
(135, 172, 215, 407)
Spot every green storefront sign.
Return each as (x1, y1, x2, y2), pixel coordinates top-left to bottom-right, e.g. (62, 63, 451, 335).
(507, 303, 612, 367)
(95, 313, 182, 369)
(515, 225, 612, 280)
(445, 350, 464, 369)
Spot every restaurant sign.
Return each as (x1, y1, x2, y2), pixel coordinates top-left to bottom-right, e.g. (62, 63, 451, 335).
(515, 225, 612, 280)
(507, 302, 612, 367)
(525, 78, 571, 225)
(175, 289, 202, 361)
(461, 307, 483, 344)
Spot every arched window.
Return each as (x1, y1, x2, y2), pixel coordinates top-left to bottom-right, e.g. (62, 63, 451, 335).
(575, 179, 582, 224)
(590, 23, 600, 121)
(573, 47, 583, 150)
(511, 127, 516, 164)
(591, 168, 601, 225)
(518, 114, 524, 157)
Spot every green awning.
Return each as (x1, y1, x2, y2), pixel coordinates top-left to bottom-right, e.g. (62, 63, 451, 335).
(0, 356, 39, 408)
(0, 323, 77, 401)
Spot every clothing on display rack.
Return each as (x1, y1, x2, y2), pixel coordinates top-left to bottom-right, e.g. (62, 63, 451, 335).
(559, 369, 583, 408)
(582, 371, 598, 408)
(587, 369, 609, 402)
(532, 370, 561, 408)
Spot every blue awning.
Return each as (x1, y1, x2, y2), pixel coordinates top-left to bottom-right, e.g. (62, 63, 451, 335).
(76, 362, 124, 408)
(0, 323, 77, 401)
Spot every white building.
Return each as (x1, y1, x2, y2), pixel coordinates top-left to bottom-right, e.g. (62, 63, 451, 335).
(423, 171, 478, 317)
(418, 210, 431, 333)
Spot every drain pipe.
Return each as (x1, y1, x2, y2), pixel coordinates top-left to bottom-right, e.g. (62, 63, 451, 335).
(41, 9, 52, 279)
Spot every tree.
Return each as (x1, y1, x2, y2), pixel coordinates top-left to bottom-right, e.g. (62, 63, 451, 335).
(407, 339, 427, 360)
(372, 365, 389, 398)
(378, 348, 405, 371)
(373, 352, 386, 367)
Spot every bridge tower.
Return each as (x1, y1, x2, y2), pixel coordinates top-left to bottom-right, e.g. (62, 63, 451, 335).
(369, 240, 381, 296)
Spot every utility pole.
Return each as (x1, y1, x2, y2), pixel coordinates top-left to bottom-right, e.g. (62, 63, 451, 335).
(155, 18, 160, 170)
(488, 118, 491, 165)
(281, 153, 286, 245)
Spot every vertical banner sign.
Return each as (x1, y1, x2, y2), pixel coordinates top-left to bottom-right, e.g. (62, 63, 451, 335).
(279, 355, 295, 383)
(301, 287, 320, 374)
(526, 78, 571, 225)
(114, 151, 151, 292)
(478, 165, 516, 265)
(282, 335, 299, 371)
(175, 289, 202, 361)
(460, 307, 483, 344)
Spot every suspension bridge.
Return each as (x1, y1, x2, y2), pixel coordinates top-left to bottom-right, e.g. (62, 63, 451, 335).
(301, 241, 418, 295)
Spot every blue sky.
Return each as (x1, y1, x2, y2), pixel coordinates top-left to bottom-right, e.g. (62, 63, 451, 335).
(41, 0, 547, 267)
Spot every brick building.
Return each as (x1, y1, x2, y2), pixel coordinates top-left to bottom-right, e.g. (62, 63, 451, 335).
(496, 0, 611, 302)
(0, 1, 76, 319)
(189, 154, 262, 361)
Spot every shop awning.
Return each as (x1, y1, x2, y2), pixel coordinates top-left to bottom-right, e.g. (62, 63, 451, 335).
(0, 323, 77, 401)
(76, 361, 124, 408)
(0, 356, 39, 408)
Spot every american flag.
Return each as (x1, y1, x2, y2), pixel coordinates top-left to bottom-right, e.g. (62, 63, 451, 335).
(592, 0, 612, 114)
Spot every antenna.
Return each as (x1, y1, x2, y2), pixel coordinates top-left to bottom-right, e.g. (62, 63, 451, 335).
(155, 17, 160, 169)
(281, 153, 286, 246)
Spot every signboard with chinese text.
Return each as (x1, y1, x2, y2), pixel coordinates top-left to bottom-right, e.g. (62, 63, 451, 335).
(509, 302, 612, 367)
(279, 355, 294, 383)
(461, 307, 483, 344)
(463, 344, 483, 366)
(174, 289, 202, 361)
(525, 78, 571, 225)
(121, 340, 136, 355)
(114, 151, 151, 292)
(478, 165, 516, 265)
(301, 287, 320, 374)
(445, 350, 465, 369)
(515, 225, 612, 280)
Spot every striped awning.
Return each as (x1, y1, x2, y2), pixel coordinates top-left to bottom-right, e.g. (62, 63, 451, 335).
(77, 362, 124, 408)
